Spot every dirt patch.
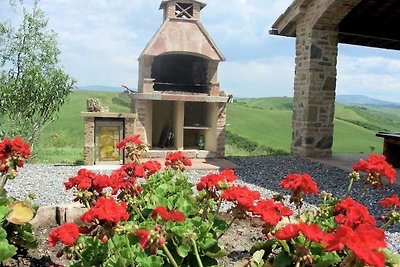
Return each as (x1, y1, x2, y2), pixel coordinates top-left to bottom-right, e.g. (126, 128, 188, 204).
(1, 214, 266, 267)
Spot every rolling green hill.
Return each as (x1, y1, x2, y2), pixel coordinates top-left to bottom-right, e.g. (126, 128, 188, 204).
(227, 97, 400, 155)
(31, 92, 400, 163)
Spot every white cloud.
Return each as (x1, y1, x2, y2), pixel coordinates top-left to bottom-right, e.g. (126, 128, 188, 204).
(219, 57, 295, 98)
(336, 54, 400, 102)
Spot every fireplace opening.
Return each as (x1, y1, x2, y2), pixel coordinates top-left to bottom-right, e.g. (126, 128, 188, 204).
(152, 54, 209, 93)
(152, 101, 175, 149)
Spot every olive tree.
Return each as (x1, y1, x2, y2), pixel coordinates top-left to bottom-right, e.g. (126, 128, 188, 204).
(0, 1, 76, 147)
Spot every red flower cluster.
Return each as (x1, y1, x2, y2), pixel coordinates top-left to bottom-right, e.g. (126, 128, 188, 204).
(379, 194, 400, 208)
(196, 169, 238, 191)
(221, 185, 260, 210)
(353, 154, 396, 185)
(279, 173, 319, 195)
(164, 151, 192, 171)
(333, 197, 376, 229)
(0, 137, 30, 159)
(48, 222, 79, 247)
(275, 223, 326, 244)
(324, 224, 386, 267)
(110, 166, 143, 195)
(151, 206, 185, 222)
(142, 160, 162, 176)
(64, 169, 112, 193)
(80, 197, 129, 224)
(135, 229, 150, 249)
(115, 135, 143, 149)
(121, 162, 146, 178)
(0, 137, 30, 176)
(251, 199, 293, 226)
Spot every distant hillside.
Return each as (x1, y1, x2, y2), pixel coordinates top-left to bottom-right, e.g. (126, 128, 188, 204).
(31, 92, 400, 163)
(336, 95, 400, 109)
(77, 85, 124, 92)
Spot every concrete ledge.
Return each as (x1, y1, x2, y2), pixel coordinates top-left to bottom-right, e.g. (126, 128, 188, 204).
(30, 203, 86, 228)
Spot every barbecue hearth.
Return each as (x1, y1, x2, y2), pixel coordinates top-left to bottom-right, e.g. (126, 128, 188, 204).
(131, 0, 230, 158)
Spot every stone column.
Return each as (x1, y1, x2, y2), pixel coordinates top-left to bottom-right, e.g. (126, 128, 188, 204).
(216, 103, 227, 157)
(83, 117, 95, 165)
(133, 100, 151, 144)
(291, 27, 338, 157)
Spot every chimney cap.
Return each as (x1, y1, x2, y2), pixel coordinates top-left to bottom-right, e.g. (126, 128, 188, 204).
(159, 0, 207, 10)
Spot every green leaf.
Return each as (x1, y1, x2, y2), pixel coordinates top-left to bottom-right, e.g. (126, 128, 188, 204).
(278, 240, 290, 254)
(212, 218, 228, 233)
(312, 252, 341, 267)
(252, 250, 265, 265)
(135, 254, 164, 267)
(272, 251, 292, 267)
(381, 248, 400, 265)
(0, 205, 11, 221)
(177, 243, 191, 258)
(0, 240, 16, 262)
(198, 234, 216, 250)
(205, 244, 228, 259)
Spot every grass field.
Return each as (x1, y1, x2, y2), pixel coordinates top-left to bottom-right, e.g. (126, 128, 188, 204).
(31, 92, 400, 163)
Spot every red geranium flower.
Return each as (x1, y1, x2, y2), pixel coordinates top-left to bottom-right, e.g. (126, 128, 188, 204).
(110, 165, 143, 195)
(151, 206, 185, 222)
(251, 199, 293, 226)
(165, 151, 192, 171)
(48, 222, 79, 247)
(196, 169, 238, 191)
(116, 135, 143, 149)
(379, 194, 400, 208)
(80, 197, 129, 224)
(324, 224, 386, 267)
(276, 223, 326, 243)
(353, 154, 396, 185)
(323, 225, 353, 252)
(279, 173, 319, 195)
(0, 137, 30, 176)
(347, 224, 386, 267)
(135, 230, 150, 249)
(143, 160, 162, 176)
(64, 169, 112, 193)
(221, 185, 260, 210)
(275, 224, 300, 240)
(333, 197, 376, 229)
(298, 223, 327, 243)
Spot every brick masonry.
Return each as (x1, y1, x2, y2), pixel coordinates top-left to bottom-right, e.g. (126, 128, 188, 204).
(82, 112, 137, 165)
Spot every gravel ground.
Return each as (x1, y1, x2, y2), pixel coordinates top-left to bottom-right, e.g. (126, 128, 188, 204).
(5, 155, 400, 254)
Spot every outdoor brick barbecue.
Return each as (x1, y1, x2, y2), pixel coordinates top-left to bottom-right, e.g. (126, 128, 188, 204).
(128, 0, 229, 159)
(82, 0, 230, 165)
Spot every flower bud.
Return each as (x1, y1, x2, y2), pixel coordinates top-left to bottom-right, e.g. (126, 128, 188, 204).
(101, 236, 108, 243)
(56, 250, 64, 258)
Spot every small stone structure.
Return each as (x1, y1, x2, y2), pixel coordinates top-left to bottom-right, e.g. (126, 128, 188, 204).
(82, 98, 136, 165)
(270, 0, 400, 157)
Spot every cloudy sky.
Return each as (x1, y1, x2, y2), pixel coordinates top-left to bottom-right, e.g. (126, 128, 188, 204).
(2, 0, 400, 102)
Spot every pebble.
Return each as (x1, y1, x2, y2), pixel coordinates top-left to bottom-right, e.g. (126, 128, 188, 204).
(5, 155, 400, 254)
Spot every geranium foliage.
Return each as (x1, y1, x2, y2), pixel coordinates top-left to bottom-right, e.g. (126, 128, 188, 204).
(0, 137, 37, 262)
